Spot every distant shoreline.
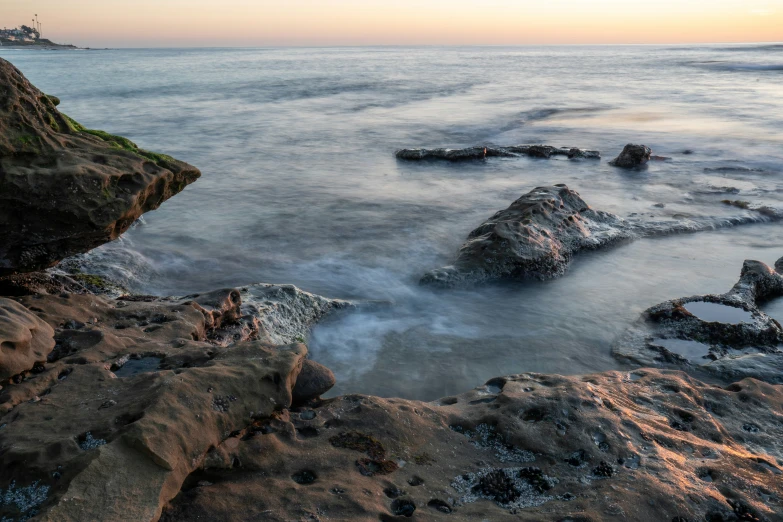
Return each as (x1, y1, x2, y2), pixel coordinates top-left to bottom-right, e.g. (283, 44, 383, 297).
(0, 38, 83, 50)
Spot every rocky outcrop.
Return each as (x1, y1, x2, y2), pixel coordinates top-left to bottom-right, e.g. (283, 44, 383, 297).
(422, 185, 781, 288)
(614, 257, 783, 383)
(0, 298, 55, 380)
(609, 144, 652, 168)
(0, 58, 201, 275)
(0, 282, 345, 521)
(160, 370, 783, 521)
(395, 145, 600, 162)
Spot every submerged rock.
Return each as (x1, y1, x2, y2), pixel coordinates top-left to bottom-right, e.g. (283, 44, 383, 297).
(395, 144, 600, 162)
(422, 185, 780, 288)
(160, 370, 783, 521)
(614, 256, 783, 383)
(0, 58, 200, 275)
(609, 144, 652, 168)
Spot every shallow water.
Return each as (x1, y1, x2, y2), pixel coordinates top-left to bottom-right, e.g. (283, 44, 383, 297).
(651, 338, 712, 365)
(2, 46, 781, 400)
(684, 301, 754, 324)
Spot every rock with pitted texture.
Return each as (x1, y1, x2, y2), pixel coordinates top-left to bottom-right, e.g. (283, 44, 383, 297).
(421, 185, 631, 287)
(0, 298, 55, 380)
(0, 283, 347, 521)
(609, 143, 652, 168)
(160, 370, 783, 522)
(614, 256, 783, 383)
(0, 57, 200, 275)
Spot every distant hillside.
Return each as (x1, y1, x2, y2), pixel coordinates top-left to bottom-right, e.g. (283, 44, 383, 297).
(0, 37, 78, 49)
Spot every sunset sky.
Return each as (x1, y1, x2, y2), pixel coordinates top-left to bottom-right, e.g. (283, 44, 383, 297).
(3, 0, 782, 47)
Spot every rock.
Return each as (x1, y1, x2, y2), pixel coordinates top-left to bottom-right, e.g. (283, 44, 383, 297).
(0, 298, 55, 380)
(609, 144, 652, 168)
(421, 185, 782, 288)
(160, 370, 783, 521)
(614, 256, 783, 383)
(208, 283, 353, 347)
(395, 145, 600, 162)
(421, 185, 631, 287)
(0, 58, 200, 275)
(293, 359, 336, 404)
(0, 289, 315, 521)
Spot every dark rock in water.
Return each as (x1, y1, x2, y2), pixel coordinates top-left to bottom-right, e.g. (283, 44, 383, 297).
(293, 359, 336, 403)
(614, 256, 783, 383)
(609, 144, 652, 168)
(421, 185, 781, 288)
(0, 58, 200, 275)
(395, 144, 600, 162)
(420, 185, 631, 287)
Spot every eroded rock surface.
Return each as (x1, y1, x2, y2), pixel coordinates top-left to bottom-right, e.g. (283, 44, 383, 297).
(160, 370, 783, 521)
(0, 58, 200, 275)
(422, 185, 780, 287)
(609, 144, 652, 168)
(396, 145, 600, 162)
(0, 298, 55, 380)
(0, 283, 345, 521)
(614, 257, 783, 383)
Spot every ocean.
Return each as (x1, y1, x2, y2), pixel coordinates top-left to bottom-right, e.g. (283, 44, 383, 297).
(2, 45, 781, 399)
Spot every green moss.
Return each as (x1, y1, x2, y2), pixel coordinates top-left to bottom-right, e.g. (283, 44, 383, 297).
(61, 113, 178, 170)
(62, 113, 85, 132)
(72, 273, 112, 290)
(46, 113, 60, 132)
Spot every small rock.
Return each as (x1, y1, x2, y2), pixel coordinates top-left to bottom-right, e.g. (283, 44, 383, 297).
(293, 359, 336, 403)
(609, 144, 652, 168)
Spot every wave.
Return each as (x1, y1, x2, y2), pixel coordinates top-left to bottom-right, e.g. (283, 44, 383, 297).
(689, 61, 783, 72)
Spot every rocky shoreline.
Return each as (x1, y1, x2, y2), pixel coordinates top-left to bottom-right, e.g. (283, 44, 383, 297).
(1, 57, 782, 521)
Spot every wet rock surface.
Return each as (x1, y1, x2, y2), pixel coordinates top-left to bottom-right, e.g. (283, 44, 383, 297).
(614, 256, 783, 383)
(396, 144, 600, 162)
(0, 58, 200, 275)
(609, 143, 652, 168)
(160, 370, 783, 521)
(421, 185, 780, 288)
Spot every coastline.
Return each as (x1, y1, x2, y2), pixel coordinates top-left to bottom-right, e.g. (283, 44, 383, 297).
(1, 53, 782, 522)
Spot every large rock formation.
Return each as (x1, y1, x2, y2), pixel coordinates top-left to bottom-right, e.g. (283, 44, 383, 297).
(0, 283, 346, 521)
(396, 144, 600, 162)
(160, 370, 783, 521)
(614, 256, 783, 383)
(422, 185, 780, 288)
(0, 58, 200, 275)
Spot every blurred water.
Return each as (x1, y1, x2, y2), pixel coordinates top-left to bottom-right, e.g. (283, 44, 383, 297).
(2, 45, 782, 400)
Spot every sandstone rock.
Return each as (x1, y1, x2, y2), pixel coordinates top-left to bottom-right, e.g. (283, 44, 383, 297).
(609, 143, 652, 168)
(395, 144, 600, 162)
(614, 256, 783, 383)
(422, 185, 782, 288)
(0, 289, 315, 521)
(0, 298, 55, 380)
(0, 58, 200, 275)
(292, 359, 336, 404)
(161, 370, 783, 521)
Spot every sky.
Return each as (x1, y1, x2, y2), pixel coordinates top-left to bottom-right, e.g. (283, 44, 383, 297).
(3, 0, 782, 47)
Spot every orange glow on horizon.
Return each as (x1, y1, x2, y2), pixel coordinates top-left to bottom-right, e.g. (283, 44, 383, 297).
(3, 0, 782, 47)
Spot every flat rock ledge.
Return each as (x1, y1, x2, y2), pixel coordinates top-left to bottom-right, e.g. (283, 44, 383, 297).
(159, 370, 783, 522)
(0, 57, 200, 275)
(614, 256, 783, 384)
(421, 185, 781, 288)
(396, 145, 600, 162)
